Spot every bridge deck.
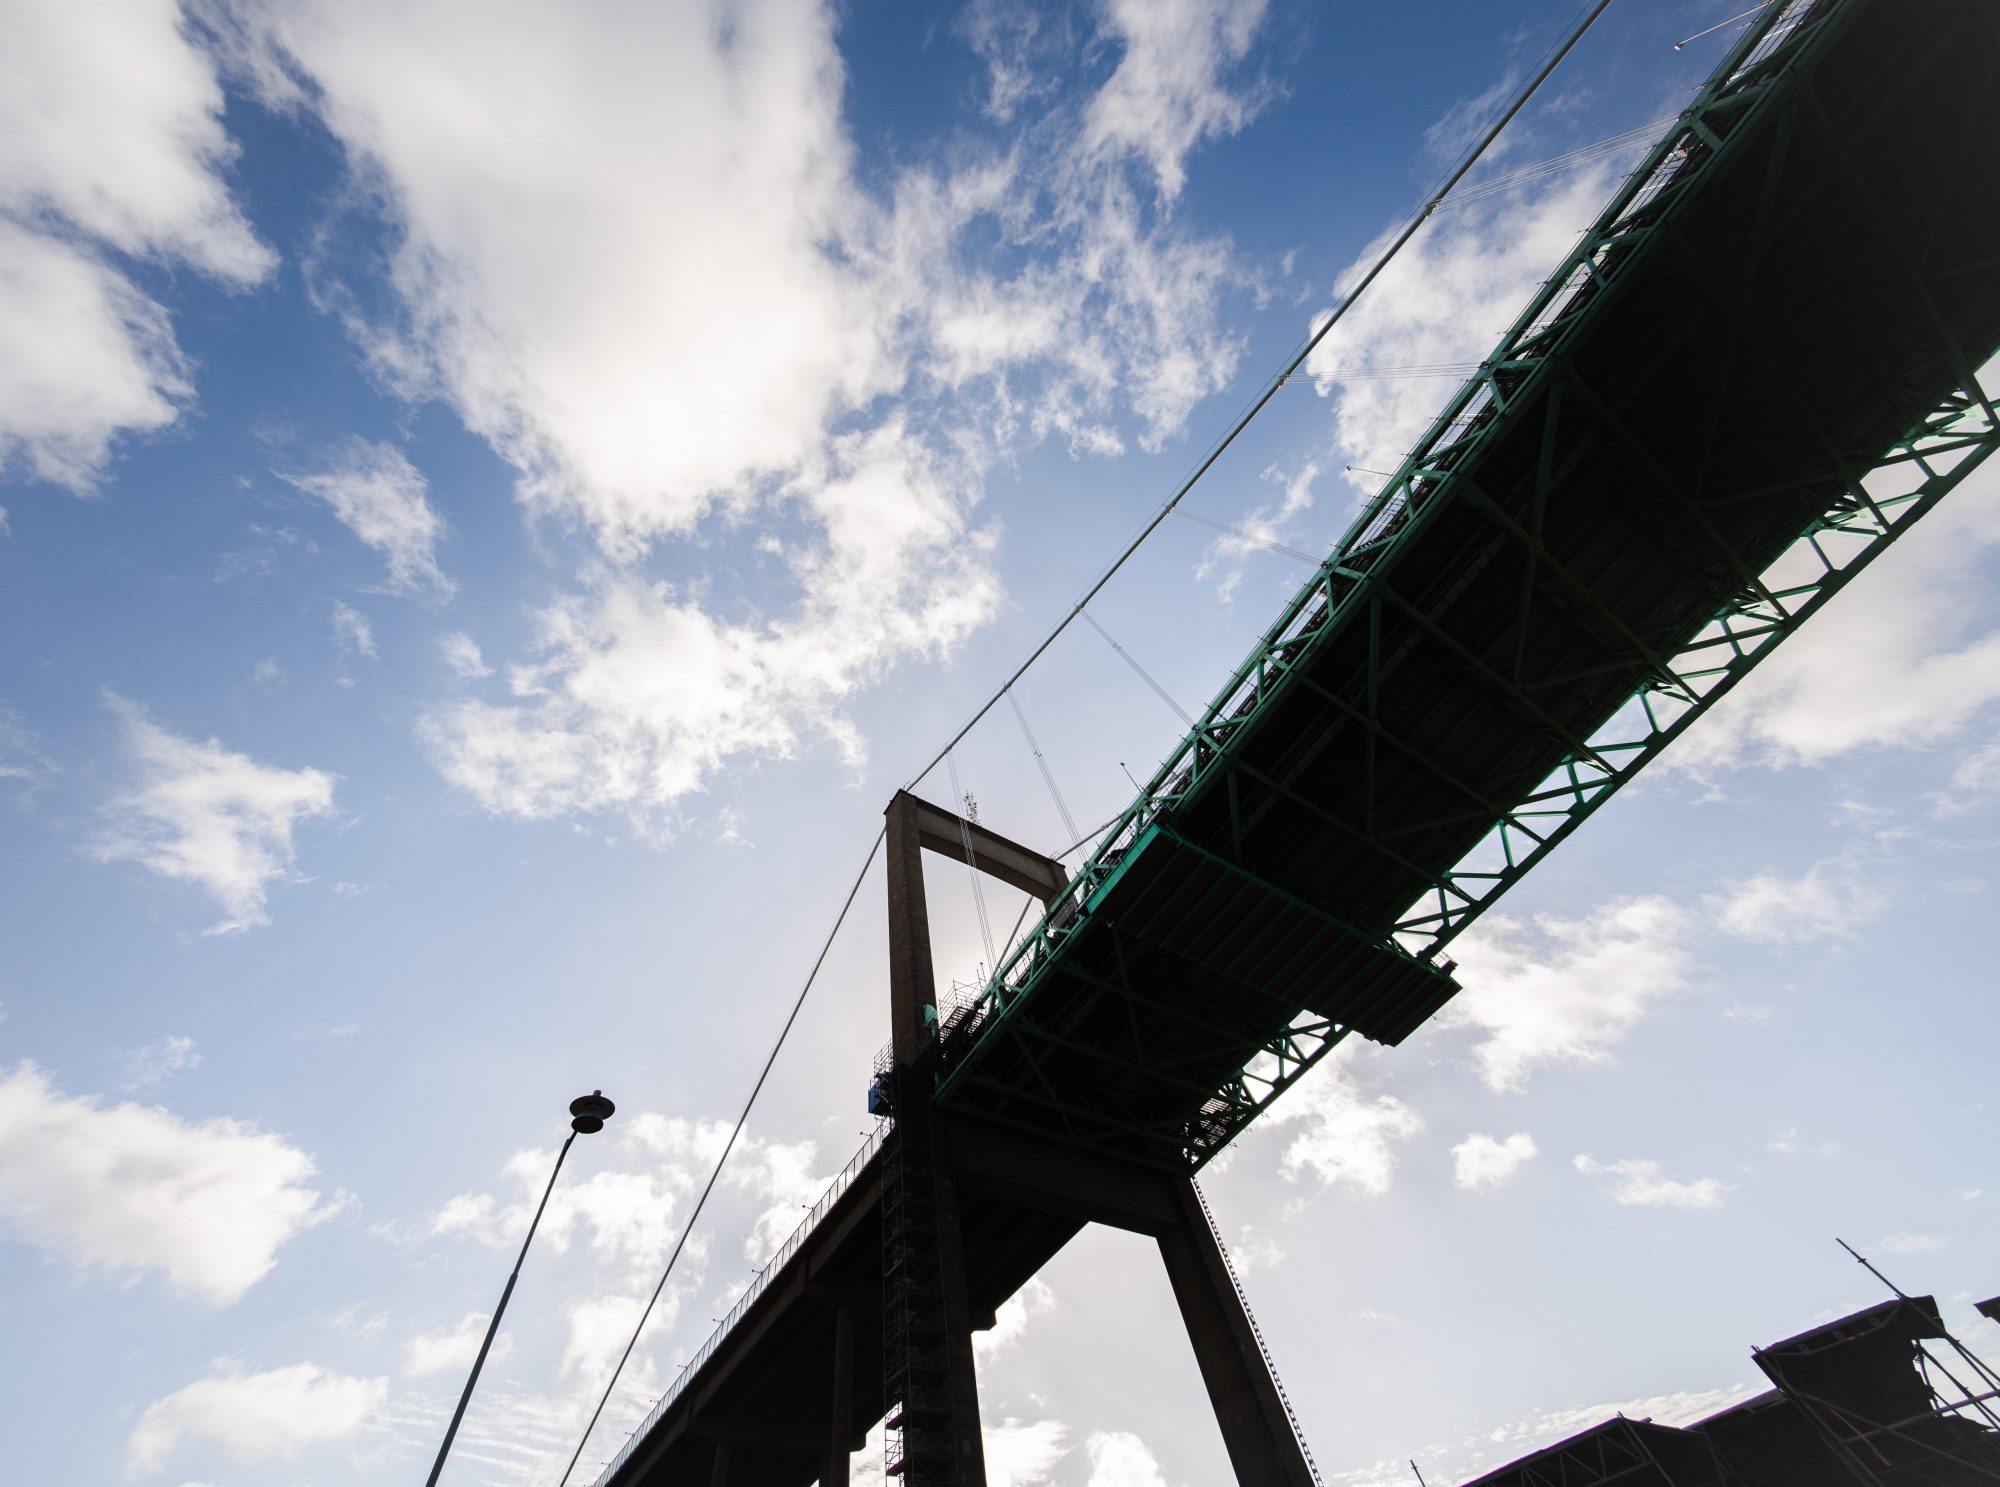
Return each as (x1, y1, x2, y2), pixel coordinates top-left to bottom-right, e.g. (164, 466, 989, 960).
(933, 0, 2000, 1171)
(597, 0, 2000, 1479)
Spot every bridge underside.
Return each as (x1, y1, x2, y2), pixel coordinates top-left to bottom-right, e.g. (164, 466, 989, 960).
(597, 1, 2000, 1482)
(934, 0, 2000, 1172)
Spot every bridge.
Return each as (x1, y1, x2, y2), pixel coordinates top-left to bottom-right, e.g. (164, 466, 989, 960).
(586, 1, 2000, 1483)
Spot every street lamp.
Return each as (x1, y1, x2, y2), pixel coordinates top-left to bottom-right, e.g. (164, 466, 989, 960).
(424, 1091, 616, 1487)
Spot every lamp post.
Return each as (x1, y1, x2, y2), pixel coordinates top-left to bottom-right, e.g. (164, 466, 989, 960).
(424, 1091, 616, 1487)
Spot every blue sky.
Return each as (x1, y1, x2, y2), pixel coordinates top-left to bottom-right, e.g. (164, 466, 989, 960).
(3, 2, 1998, 1484)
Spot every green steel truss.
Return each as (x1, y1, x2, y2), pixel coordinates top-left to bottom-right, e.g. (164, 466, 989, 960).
(932, 0, 2000, 1166)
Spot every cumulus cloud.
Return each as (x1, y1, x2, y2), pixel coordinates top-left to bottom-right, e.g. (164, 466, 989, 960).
(438, 630, 491, 679)
(1671, 459, 2000, 773)
(218, 0, 1256, 822)
(118, 1033, 201, 1091)
(1442, 897, 1692, 1092)
(0, 0, 272, 489)
(1573, 1155, 1731, 1209)
(1714, 849, 1890, 945)
(281, 439, 451, 595)
(985, 1417, 1072, 1487)
(0, 1062, 333, 1304)
(1265, 1050, 1422, 1196)
(126, 1360, 386, 1476)
(403, 1310, 500, 1377)
(1451, 1131, 1537, 1192)
(1084, 1430, 1176, 1487)
(429, 1107, 827, 1282)
(1306, 166, 1626, 500)
(977, 1275, 1056, 1361)
(1084, 0, 1270, 202)
(420, 426, 1002, 824)
(92, 694, 337, 934)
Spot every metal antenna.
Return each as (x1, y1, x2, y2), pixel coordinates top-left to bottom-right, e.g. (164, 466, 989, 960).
(1837, 1236, 1912, 1299)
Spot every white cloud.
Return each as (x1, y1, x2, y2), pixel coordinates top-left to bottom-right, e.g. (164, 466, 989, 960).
(1714, 849, 1890, 945)
(119, 1034, 202, 1091)
(1722, 1003, 1774, 1025)
(93, 694, 337, 934)
(1442, 897, 1692, 1092)
(1876, 1232, 1946, 1255)
(281, 440, 451, 595)
(1766, 1127, 1838, 1159)
(0, 1062, 333, 1305)
(223, 0, 1254, 822)
(1935, 738, 2000, 817)
(1451, 1131, 1537, 1192)
(330, 599, 377, 661)
(1, 0, 272, 280)
(438, 630, 491, 679)
(1306, 167, 1625, 500)
(1573, 1155, 1731, 1209)
(126, 1360, 386, 1476)
(1084, 0, 1270, 202)
(0, 222, 191, 489)
(977, 1276, 1056, 1361)
(0, 0, 272, 489)
(1084, 1430, 1176, 1487)
(1671, 460, 2000, 772)
(985, 1417, 1072, 1487)
(420, 425, 1001, 824)
(403, 1309, 501, 1377)
(1266, 1050, 1422, 1196)
(0, 702, 57, 792)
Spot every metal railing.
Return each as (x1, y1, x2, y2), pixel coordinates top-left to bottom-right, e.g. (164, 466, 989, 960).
(590, 1121, 892, 1486)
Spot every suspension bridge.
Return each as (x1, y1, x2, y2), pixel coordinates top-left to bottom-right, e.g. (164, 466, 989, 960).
(569, 1, 2000, 1482)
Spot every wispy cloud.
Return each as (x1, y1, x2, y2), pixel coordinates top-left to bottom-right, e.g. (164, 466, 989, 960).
(1452, 1131, 1538, 1191)
(118, 1034, 201, 1092)
(1264, 1049, 1422, 1196)
(281, 439, 452, 597)
(127, 1360, 387, 1476)
(1443, 897, 1693, 1092)
(1573, 1155, 1731, 1209)
(92, 694, 337, 934)
(0, 1062, 335, 1305)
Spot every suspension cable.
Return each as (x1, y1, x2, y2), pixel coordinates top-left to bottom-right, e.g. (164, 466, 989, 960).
(1082, 610, 1194, 725)
(900, 0, 1619, 798)
(1006, 691, 1081, 845)
(944, 751, 998, 973)
(555, 825, 888, 1487)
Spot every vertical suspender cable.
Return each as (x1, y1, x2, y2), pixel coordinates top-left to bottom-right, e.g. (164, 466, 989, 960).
(900, 0, 1620, 798)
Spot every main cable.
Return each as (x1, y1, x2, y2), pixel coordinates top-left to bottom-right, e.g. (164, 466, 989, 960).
(555, 824, 888, 1487)
(555, 8, 1621, 1477)
(900, 0, 1619, 798)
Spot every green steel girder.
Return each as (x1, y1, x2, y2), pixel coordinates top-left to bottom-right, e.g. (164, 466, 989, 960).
(933, 0, 1999, 1170)
(1393, 381, 1998, 951)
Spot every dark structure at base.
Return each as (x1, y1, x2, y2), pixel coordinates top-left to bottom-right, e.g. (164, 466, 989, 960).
(1460, 1295, 2000, 1487)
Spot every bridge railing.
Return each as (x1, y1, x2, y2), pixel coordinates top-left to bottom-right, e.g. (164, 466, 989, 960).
(591, 1120, 891, 1487)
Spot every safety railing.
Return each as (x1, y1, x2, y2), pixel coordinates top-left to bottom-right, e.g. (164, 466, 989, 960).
(590, 1120, 892, 1486)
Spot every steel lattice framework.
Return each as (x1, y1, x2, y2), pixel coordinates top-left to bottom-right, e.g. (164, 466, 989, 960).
(931, 0, 2000, 1170)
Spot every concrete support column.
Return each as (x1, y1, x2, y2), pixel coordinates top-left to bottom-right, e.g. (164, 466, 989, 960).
(825, 1305, 854, 1487)
(933, 1116, 989, 1487)
(1155, 1179, 1313, 1487)
(707, 1438, 732, 1487)
(884, 792, 938, 1065)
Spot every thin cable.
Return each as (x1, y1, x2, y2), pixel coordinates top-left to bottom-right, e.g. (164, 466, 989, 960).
(944, 751, 997, 973)
(1675, 2, 1773, 50)
(1006, 691, 1081, 844)
(1174, 509, 1322, 566)
(1436, 115, 1679, 208)
(901, 0, 1619, 797)
(1082, 610, 1194, 726)
(556, 825, 888, 1487)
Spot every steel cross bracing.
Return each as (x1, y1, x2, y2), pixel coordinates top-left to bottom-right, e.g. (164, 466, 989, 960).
(929, 0, 2000, 1172)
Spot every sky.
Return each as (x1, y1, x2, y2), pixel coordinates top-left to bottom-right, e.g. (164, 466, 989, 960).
(3, 2, 1998, 1485)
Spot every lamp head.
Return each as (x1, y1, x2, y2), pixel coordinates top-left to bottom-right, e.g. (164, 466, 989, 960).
(569, 1090, 615, 1134)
